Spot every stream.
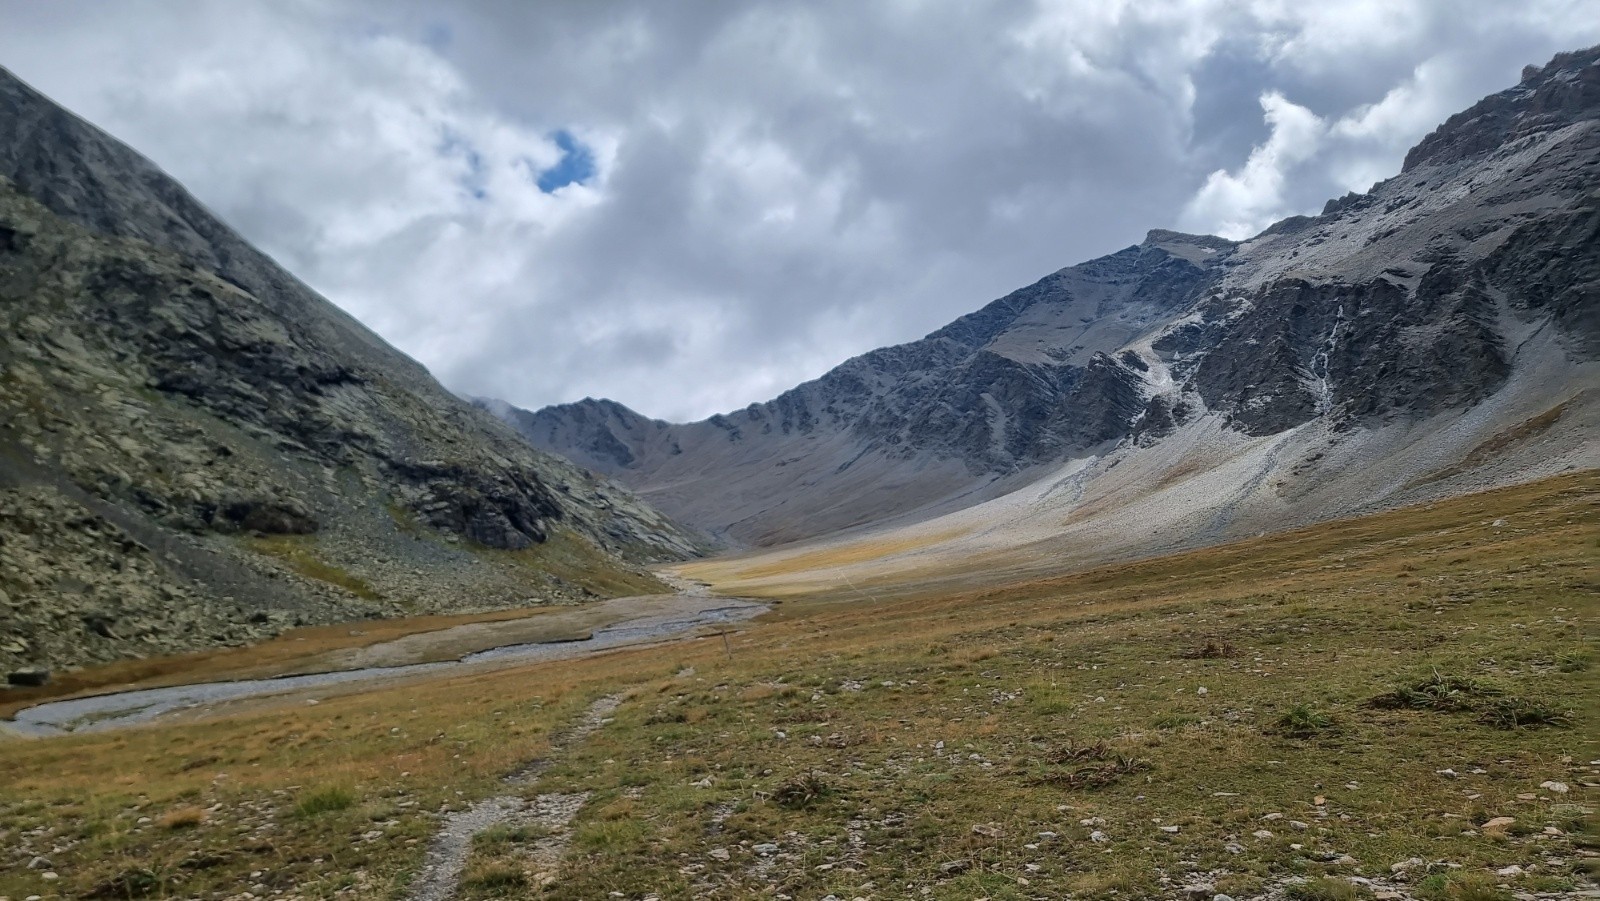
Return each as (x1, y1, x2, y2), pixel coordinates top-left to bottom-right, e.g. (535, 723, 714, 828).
(6, 599, 766, 737)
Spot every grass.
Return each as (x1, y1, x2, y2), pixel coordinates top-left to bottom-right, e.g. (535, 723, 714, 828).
(475, 526, 667, 597)
(0, 470, 1595, 900)
(1274, 704, 1338, 739)
(245, 534, 381, 599)
(1286, 877, 1372, 900)
(155, 805, 206, 830)
(293, 785, 356, 818)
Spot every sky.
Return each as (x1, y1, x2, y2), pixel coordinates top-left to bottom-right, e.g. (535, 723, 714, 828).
(0, 1, 1595, 422)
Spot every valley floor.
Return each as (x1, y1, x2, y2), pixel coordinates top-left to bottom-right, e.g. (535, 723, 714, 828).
(1, 472, 1596, 900)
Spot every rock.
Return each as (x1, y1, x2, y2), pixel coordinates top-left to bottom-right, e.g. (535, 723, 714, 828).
(1391, 857, 1425, 875)
(1214, 896, 1236, 901)
(1180, 883, 1214, 898)
(25, 857, 51, 870)
(6, 669, 48, 687)
(971, 823, 1002, 838)
(708, 848, 729, 861)
(1481, 816, 1516, 835)
(1539, 780, 1568, 794)
(1159, 825, 1181, 833)
(1252, 830, 1274, 839)
(1497, 865, 1524, 876)
(752, 843, 779, 856)
(939, 859, 971, 876)
(1089, 830, 1109, 843)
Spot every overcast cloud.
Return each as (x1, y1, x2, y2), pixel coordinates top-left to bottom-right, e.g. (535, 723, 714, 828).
(0, 1, 1594, 421)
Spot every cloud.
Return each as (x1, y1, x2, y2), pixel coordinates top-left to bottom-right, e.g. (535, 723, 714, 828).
(1181, 91, 1325, 239)
(0, 0, 1595, 421)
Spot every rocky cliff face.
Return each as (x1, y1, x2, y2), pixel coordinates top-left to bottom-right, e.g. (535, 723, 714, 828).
(0, 67, 701, 674)
(507, 47, 1600, 547)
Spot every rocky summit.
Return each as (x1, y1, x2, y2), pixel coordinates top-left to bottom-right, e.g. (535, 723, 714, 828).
(0, 67, 703, 674)
(505, 47, 1600, 551)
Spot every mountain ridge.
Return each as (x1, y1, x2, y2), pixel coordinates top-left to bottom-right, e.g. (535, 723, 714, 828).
(501, 46, 1600, 550)
(0, 65, 703, 674)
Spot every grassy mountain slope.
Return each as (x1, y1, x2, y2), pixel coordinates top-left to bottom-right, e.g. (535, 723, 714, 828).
(0, 67, 703, 675)
(0, 470, 1592, 899)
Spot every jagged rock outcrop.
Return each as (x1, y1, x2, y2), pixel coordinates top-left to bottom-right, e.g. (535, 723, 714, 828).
(0, 66, 703, 673)
(507, 47, 1600, 547)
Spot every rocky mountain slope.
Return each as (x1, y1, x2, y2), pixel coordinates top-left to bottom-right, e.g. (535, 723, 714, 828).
(0, 67, 702, 675)
(507, 47, 1600, 551)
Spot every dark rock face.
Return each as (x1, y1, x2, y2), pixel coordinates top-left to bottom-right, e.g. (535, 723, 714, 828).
(1403, 47, 1600, 173)
(0, 66, 702, 672)
(509, 46, 1600, 545)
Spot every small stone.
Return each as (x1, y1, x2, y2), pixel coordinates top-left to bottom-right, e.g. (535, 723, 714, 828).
(1214, 895, 1236, 901)
(709, 848, 730, 861)
(1224, 842, 1244, 854)
(1391, 857, 1425, 874)
(25, 858, 50, 870)
(1197, 687, 1208, 696)
(752, 843, 779, 856)
(1252, 830, 1274, 839)
(1159, 825, 1181, 833)
(1090, 830, 1109, 843)
(1496, 865, 1524, 876)
(1481, 816, 1516, 835)
(971, 823, 1002, 838)
(38, 874, 56, 883)
(1437, 768, 1457, 779)
(1180, 883, 1214, 898)
(1539, 780, 1569, 794)
(939, 859, 971, 876)
(1290, 820, 1309, 831)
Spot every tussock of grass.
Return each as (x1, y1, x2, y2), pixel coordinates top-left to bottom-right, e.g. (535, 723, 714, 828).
(1274, 704, 1338, 738)
(1179, 638, 1238, 659)
(1415, 871, 1513, 901)
(1476, 696, 1572, 730)
(1286, 877, 1371, 900)
(293, 785, 355, 818)
(155, 805, 206, 830)
(772, 771, 830, 809)
(1368, 672, 1501, 712)
(461, 862, 528, 891)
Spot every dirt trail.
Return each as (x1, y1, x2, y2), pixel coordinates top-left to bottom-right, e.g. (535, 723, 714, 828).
(407, 695, 621, 901)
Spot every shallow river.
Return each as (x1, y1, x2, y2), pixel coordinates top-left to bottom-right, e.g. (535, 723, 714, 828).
(8, 599, 766, 737)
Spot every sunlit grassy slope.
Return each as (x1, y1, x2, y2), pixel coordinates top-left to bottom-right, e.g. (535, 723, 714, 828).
(1, 471, 1595, 899)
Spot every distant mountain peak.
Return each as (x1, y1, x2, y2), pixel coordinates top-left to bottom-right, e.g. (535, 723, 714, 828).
(500, 50, 1600, 548)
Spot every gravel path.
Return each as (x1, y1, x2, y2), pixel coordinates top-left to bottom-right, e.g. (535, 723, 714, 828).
(406, 695, 621, 901)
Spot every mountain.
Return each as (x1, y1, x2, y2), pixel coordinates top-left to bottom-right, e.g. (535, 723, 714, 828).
(0, 67, 702, 675)
(502, 47, 1600, 552)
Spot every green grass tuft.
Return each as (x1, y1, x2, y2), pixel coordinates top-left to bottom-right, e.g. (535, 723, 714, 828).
(294, 785, 356, 818)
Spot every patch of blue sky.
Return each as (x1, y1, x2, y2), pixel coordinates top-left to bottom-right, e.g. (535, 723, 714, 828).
(536, 129, 597, 193)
